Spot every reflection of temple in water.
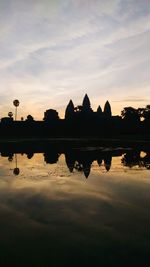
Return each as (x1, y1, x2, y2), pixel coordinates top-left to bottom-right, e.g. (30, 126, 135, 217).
(65, 150, 113, 178)
(0, 145, 150, 178)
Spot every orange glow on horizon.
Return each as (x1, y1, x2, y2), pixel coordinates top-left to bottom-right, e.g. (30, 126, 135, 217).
(0, 98, 149, 121)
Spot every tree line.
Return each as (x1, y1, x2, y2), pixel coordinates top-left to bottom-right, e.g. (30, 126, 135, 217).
(0, 95, 150, 138)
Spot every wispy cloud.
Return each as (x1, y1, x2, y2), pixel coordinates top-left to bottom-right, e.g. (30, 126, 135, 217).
(0, 0, 149, 119)
(113, 97, 150, 103)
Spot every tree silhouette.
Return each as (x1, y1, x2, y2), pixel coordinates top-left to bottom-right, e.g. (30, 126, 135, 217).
(13, 99, 19, 121)
(143, 105, 150, 121)
(8, 111, 13, 118)
(26, 115, 34, 122)
(74, 105, 83, 112)
(0, 95, 150, 138)
(121, 107, 140, 122)
(43, 109, 59, 121)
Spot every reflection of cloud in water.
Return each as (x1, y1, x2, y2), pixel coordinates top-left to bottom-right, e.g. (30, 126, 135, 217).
(0, 153, 150, 265)
(0, 170, 150, 265)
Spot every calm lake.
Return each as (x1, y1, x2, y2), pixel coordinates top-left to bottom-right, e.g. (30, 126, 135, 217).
(0, 143, 150, 266)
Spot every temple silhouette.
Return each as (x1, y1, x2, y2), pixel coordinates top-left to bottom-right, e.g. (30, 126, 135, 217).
(0, 94, 150, 138)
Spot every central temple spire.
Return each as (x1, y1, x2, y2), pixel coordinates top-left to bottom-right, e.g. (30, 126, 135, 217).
(82, 94, 91, 111)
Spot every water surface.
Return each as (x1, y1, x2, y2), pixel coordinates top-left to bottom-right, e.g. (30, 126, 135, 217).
(0, 145, 150, 266)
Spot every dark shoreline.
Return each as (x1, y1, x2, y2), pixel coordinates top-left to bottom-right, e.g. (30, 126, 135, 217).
(0, 136, 150, 149)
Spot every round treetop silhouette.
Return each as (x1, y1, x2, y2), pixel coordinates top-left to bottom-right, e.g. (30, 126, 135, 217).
(8, 111, 13, 118)
(13, 99, 20, 120)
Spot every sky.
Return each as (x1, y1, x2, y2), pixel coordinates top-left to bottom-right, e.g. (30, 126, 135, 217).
(0, 0, 150, 119)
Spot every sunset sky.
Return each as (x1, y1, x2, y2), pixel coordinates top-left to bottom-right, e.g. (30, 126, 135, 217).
(0, 0, 150, 119)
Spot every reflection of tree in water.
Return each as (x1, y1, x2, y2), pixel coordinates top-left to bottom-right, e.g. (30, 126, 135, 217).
(6, 153, 20, 175)
(8, 152, 35, 175)
(8, 154, 13, 162)
(13, 154, 20, 176)
(74, 162, 83, 172)
(26, 152, 34, 159)
(144, 152, 150, 169)
(122, 151, 150, 169)
(44, 151, 60, 164)
(13, 167, 20, 175)
(2, 147, 150, 178)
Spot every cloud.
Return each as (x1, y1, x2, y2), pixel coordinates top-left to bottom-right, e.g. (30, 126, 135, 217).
(0, 0, 149, 118)
(113, 97, 150, 103)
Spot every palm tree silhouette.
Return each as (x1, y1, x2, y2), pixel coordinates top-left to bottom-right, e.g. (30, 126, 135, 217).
(13, 99, 19, 121)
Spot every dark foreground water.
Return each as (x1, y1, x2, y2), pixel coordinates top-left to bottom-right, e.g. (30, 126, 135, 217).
(0, 144, 150, 266)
